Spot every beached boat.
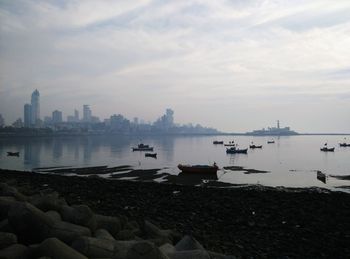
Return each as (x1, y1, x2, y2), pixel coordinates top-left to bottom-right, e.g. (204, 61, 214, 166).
(132, 143, 154, 151)
(249, 145, 262, 149)
(145, 153, 157, 158)
(213, 141, 224, 144)
(317, 171, 326, 184)
(178, 163, 218, 174)
(320, 147, 335, 152)
(226, 147, 248, 154)
(7, 152, 19, 157)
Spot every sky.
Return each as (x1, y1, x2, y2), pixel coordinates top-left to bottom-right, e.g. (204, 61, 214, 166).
(0, 0, 350, 133)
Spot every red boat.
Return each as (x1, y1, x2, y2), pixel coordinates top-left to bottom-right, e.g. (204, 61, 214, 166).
(178, 163, 218, 174)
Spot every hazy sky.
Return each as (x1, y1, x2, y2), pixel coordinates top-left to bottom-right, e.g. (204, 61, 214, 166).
(1, 0, 350, 133)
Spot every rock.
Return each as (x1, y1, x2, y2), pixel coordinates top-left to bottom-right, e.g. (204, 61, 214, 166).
(48, 220, 91, 244)
(143, 220, 174, 243)
(0, 232, 17, 249)
(95, 214, 121, 237)
(71, 236, 115, 258)
(8, 202, 54, 244)
(31, 237, 88, 259)
(60, 205, 97, 231)
(175, 235, 205, 251)
(115, 229, 136, 240)
(126, 240, 168, 259)
(159, 243, 176, 255)
(0, 219, 13, 233)
(94, 229, 115, 241)
(0, 183, 27, 201)
(30, 192, 67, 212)
(45, 211, 62, 221)
(0, 243, 28, 259)
(167, 250, 210, 259)
(0, 196, 18, 220)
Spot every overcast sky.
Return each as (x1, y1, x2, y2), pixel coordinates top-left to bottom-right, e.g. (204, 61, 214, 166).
(1, 0, 350, 133)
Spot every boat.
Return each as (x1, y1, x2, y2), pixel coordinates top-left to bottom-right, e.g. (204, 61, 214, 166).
(7, 152, 19, 157)
(249, 144, 262, 149)
(317, 171, 326, 184)
(178, 163, 218, 174)
(320, 147, 335, 152)
(213, 141, 224, 144)
(145, 153, 157, 158)
(226, 147, 248, 154)
(132, 143, 154, 151)
(339, 143, 350, 147)
(224, 141, 236, 146)
(267, 140, 275, 144)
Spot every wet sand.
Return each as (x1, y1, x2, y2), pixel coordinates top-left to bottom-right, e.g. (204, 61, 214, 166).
(1, 169, 350, 258)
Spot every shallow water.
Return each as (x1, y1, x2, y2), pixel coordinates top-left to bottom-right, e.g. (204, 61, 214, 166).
(1, 135, 349, 189)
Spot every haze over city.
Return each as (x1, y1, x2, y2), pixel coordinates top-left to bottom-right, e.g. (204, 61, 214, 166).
(1, 0, 350, 133)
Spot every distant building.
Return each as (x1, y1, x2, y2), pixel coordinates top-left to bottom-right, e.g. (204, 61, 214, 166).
(91, 116, 100, 123)
(52, 110, 63, 123)
(31, 89, 40, 126)
(24, 104, 32, 127)
(154, 108, 174, 130)
(246, 120, 298, 136)
(12, 118, 23, 128)
(83, 105, 92, 122)
(44, 116, 52, 124)
(133, 117, 139, 124)
(0, 114, 4, 127)
(74, 109, 79, 121)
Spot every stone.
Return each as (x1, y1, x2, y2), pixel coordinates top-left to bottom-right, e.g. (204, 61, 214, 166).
(60, 205, 96, 231)
(0, 183, 27, 201)
(30, 192, 67, 212)
(115, 229, 136, 240)
(48, 220, 91, 244)
(143, 220, 173, 243)
(0, 243, 28, 259)
(159, 243, 176, 255)
(126, 240, 168, 259)
(95, 214, 121, 237)
(175, 235, 205, 251)
(208, 251, 237, 259)
(72, 236, 115, 258)
(0, 219, 13, 233)
(168, 250, 210, 259)
(45, 211, 62, 221)
(94, 229, 115, 241)
(0, 196, 18, 220)
(0, 231, 17, 249)
(32, 237, 88, 259)
(8, 202, 54, 244)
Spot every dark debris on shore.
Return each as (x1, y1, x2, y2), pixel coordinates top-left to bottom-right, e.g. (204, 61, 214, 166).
(1, 169, 350, 258)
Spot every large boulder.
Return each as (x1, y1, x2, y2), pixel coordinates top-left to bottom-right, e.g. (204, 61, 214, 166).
(48, 220, 91, 244)
(30, 237, 88, 259)
(8, 202, 55, 244)
(45, 211, 62, 221)
(30, 192, 67, 212)
(175, 235, 205, 251)
(60, 205, 96, 231)
(0, 196, 18, 220)
(0, 231, 17, 249)
(94, 228, 115, 241)
(0, 183, 27, 201)
(0, 243, 28, 259)
(95, 214, 122, 237)
(167, 250, 210, 259)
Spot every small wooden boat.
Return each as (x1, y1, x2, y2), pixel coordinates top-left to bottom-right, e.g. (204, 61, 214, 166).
(132, 143, 154, 151)
(178, 163, 218, 174)
(267, 140, 275, 144)
(320, 147, 335, 152)
(213, 141, 224, 144)
(339, 143, 350, 147)
(226, 147, 248, 154)
(145, 153, 157, 158)
(317, 171, 326, 184)
(7, 152, 20, 157)
(249, 145, 262, 149)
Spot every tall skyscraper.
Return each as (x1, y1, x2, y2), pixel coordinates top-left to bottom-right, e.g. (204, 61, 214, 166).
(0, 114, 4, 127)
(24, 104, 32, 127)
(83, 105, 92, 122)
(74, 109, 79, 121)
(31, 89, 40, 125)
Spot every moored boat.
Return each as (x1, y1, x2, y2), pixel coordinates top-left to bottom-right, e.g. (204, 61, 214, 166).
(320, 147, 335, 152)
(145, 153, 157, 158)
(132, 143, 154, 151)
(7, 152, 20, 157)
(249, 145, 262, 149)
(226, 147, 248, 154)
(178, 163, 218, 174)
(267, 140, 275, 144)
(213, 141, 224, 144)
(224, 141, 236, 146)
(339, 143, 350, 147)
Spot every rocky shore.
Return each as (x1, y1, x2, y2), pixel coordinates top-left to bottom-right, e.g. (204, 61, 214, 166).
(1, 169, 350, 258)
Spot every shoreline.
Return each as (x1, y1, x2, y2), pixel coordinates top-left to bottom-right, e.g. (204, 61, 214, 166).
(1, 169, 349, 258)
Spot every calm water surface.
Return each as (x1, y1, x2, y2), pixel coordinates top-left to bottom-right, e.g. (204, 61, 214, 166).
(1, 135, 349, 190)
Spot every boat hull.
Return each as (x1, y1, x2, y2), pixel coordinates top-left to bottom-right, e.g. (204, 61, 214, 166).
(339, 143, 350, 147)
(226, 148, 248, 154)
(178, 164, 218, 174)
(145, 153, 157, 158)
(320, 147, 334, 152)
(250, 145, 262, 149)
(7, 152, 19, 156)
(132, 147, 154, 151)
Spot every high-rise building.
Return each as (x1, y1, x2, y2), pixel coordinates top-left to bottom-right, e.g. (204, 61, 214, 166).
(166, 108, 174, 126)
(83, 105, 92, 122)
(31, 89, 40, 125)
(0, 114, 4, 127)
(52, 110, 63, 123)
(24, 104, 32, 127)
(74, 109, 79, 121)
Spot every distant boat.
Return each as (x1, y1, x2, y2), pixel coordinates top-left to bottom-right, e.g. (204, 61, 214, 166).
(145, 153, 157, 158)
(226, 147, 248, 154)
(267, 140, 275, 144)
(249, 144, 262, 149)
(7, 152, 19, 157)
(224, 141, 236, 146)
(320, 143, 334, 152)
(132, 143, 154, 151)
(178, 163, 218, 174)
(213, 141, 224, 144)
(339, 143, 350, 147)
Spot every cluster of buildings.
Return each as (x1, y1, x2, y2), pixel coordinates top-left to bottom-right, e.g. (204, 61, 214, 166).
(0, 90, 218, 135)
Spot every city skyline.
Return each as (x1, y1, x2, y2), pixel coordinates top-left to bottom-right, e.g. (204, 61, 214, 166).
(1, 1, 350, 133)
